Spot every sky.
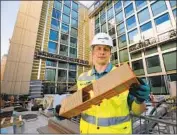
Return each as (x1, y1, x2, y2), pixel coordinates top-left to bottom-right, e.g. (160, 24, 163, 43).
(1, 1, 94, 58)
(1, 1, 20, 58)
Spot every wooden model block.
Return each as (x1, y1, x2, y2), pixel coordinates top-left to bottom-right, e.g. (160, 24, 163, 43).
(59, 64, 139, 118)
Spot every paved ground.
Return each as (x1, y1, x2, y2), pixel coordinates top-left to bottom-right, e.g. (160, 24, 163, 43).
(3, 111, 49, 134)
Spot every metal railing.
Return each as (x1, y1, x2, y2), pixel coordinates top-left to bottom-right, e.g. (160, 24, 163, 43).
(132, 96, 177, 134)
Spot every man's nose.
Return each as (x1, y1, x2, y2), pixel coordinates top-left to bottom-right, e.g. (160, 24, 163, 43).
(99, 49, 105, 54)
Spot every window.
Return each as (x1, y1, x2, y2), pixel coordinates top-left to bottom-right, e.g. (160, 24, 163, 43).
(148, 76, 167, 94)
(95, 28, 100, 34)
(111, 52, 118, 61)
(58, 69, 67, 82)
(113, 39, 116, 47)
(132, 60, 145, 75)
(45, 69, 56, 81)
(125, 4, 134, 18)
(49, 29, 58, 41)
(124, 1, 131, 7)
(146, 55, 162, 73)
(168, 73, 177, 81)
(57, 84, 67, 93)
(163, 51, 177, 71)
(52, 8, 61, 19)
(72, 2, 78, 11)
(48, 41, 57, 54)
(107, 7, 114, 20)
(128, 29, 138, 44)
(138, 8, 150, 24)
(119, 49, 129, 63)
(169, 0, 176, 8)
(114, 1, 122, 14)
(151, 1, 167, 16)
(161, 42, 176, 51)
(69, 63, 77, 70)
(43, 83, 55, 94)
(101, 23, 107, 33)
(115, 11, 123, 24)
(64, 1, 71, 7)
(131, 51, 142, 59)
(72, 10, 78, 20)
(118, 34, 127, 48)
(109, 27, 116, 37)
(117, 22, 125, 35)
(173, 9, 176, 20)
(46, 60, 57, 67)
(107, 0, 112, 9)
(71, 27, 77, 37)
(154, 13, 170, 25)
(100, 13, 106, 24)
(126, 15, 136, 30)
(70, 37, 77, 48)
(69, 71, 76, 82)
(60, 34, 69, 45)
(60, 44, 68, 56)
(135, 1, 147, 10)
(95, 17, 100, 28)
(61, 23, 69, 34)
(58, 61, 68, 68)
(140, 21, 152, 32)
(70, 47, 77, 58)
(51, 18, 60, 30)
(71, 19, 78, 28)
(145, 47, 157, 55)
(108, 18, 115, 29)
(62, 14, 70, 24)
(63, 5, 70, 16)
(54, 1, 62, 11)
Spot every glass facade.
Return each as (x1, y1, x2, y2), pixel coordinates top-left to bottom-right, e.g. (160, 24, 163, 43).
(92, 0, 176, 95)
(44, 1, 79, 94)
(137, 8, 150, 24)
(125, 3, 134, 18)
(126, 15, 137, 30)
(151, 1, 167, 17)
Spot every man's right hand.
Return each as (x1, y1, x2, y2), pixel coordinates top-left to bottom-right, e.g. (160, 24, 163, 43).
(55, 104, 66, 120)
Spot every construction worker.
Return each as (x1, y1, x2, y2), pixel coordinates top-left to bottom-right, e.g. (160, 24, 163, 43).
(76, 33, 150, 134)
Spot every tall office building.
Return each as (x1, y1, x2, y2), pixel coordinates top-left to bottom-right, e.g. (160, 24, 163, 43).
(88, 0, 176, 94)
(1, 1, 90, 95)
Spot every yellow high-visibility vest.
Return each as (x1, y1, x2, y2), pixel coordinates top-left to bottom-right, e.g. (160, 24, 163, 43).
(77, 66, 132, 134)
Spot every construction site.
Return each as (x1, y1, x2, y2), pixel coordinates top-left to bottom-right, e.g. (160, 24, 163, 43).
(1, 0, 177, 134)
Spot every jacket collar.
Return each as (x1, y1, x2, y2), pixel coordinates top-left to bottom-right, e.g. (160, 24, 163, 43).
(91, 63, 113, 76)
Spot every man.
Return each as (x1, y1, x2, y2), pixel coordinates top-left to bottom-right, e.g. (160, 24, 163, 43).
(76, 33, 150, 134)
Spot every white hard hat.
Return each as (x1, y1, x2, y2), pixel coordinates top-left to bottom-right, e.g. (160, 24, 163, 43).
(91, 33, 113, 48)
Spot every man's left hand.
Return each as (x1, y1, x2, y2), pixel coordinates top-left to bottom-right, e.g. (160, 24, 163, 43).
(129, 78, 150, 104)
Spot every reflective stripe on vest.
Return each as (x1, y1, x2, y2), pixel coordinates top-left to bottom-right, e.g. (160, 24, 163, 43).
(81, 113, 130, 127)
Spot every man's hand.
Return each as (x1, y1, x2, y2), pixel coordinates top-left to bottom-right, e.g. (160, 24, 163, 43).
(55, 104, 66, 120)
(129, 78, 150, 104)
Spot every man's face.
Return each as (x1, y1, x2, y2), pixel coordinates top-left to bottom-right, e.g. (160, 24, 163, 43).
(92, 45, 111, 65)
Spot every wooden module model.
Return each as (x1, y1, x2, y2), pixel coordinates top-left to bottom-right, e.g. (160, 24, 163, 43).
(59, 64, 139, 118)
